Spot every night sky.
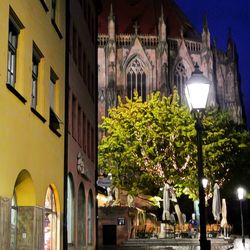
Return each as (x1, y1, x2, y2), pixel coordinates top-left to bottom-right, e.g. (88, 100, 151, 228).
(176, 0, 250, 129)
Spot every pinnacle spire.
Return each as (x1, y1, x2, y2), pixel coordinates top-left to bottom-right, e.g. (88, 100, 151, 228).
(161, 4, 164, 19)
(108, 3, 115, 21)
(203, 14, 208, 32)
(110, 3, 113, 17)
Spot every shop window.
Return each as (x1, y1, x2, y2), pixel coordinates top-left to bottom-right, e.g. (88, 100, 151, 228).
(67, 175, 74, 244)
(10, 194, 17, 250)
(44, 186, 58, 250)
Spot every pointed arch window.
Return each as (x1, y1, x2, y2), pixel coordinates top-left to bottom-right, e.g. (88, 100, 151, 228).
(174, 62, 187, 103)
(44, 186, 58, 250)
(127, 58, 146, 101)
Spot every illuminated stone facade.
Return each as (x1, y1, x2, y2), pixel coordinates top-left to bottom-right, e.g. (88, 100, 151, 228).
(98, 1, 244, 128)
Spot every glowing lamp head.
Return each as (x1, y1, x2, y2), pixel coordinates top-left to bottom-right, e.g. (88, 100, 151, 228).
(185, 63, 211, 111)
(237, 187, 246, 200)
(202, 178, 208, 189)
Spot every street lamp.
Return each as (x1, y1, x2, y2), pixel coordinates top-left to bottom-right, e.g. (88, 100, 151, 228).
(185, 63, 211, 250)
(237, 187, 246, 245)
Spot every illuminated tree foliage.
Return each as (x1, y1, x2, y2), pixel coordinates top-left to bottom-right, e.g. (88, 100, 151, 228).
(98, 91, 249, 200)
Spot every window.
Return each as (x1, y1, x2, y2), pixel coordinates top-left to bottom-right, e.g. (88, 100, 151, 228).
(78, 105, 82, 144)
(72, 26, 77, 63)
(10, 195, 17, 250)
(67, 175, 74, 244)
(49, 69, 60, 133)
(7, 20, 19, 86)
(174, 62, 188, 103)
(78, 39, 82, 75)
(91, 127, 94, 161)
(87, 121, 90, 158)
(72, 95, 76, 139)
(87, 191, 94, 245)
(50, 72, 56, 111)
(127, 58, 146, 101)
(82, 51, 86, 82)
(78, 184, 85, 248)
(87, 64, 90, 90)
(44, 186, 58, 250)
(51, 0, 56, 21)
(31, 45, 43, 109)
(82, 113, 86, 152)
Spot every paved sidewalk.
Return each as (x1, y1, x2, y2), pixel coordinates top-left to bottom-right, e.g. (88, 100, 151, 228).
(230, 238, 250, 250)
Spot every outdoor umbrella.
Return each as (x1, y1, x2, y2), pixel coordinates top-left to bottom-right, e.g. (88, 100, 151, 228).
(212, 183, 221, 223)
(221, 198, 228, 237)
(162, 183, 170, 221)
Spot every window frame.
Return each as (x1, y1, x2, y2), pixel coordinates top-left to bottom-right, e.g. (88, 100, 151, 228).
(31, 44, 43, 110)
(7, 19, 20, 87)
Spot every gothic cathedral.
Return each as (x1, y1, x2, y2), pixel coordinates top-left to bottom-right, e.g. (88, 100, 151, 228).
(98, 0, 244, 129)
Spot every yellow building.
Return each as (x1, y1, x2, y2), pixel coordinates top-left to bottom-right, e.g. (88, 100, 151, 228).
(0, 0, 65, 249)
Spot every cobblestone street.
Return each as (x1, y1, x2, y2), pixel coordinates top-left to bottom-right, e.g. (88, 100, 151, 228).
(98, 237, 250, 250)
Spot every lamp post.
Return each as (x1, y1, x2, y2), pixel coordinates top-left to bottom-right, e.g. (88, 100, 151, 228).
(237, 187, 246, 245)
(185, 63, 211, 250)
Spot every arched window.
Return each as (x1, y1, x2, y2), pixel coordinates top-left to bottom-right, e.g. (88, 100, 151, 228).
(87, 191, 94, 245)
(44, 186, 57, 250)
(10, 194, 17, 250)
(78, 184, 85, 249)
(67, 175, 74, 244)
(127, 58, 146, 101)
(174, 62, 187, 103)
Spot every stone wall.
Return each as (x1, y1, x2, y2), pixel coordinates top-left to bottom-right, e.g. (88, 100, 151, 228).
(17, 206, 44, 250)
(0, 197, 11, 249)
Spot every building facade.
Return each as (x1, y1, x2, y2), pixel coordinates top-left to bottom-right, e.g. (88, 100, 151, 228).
(0, 0, 65, 249)
(98, 0, 244, 127)
(66, 0, 99, 249)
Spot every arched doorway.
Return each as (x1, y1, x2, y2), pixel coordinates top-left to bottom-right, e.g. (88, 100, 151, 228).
(77, 183, 85, 250)
(87, 190, 94, 246)
(67, 174, 75, 244)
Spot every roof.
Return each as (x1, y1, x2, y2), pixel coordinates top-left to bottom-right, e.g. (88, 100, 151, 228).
(98, 0, 200, 39)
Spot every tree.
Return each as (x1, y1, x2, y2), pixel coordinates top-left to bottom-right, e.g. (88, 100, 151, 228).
(98, 90, 249, 201)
